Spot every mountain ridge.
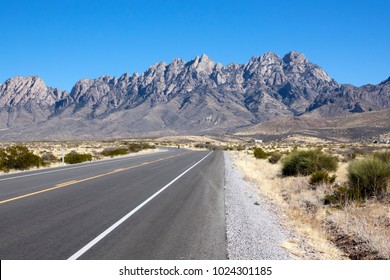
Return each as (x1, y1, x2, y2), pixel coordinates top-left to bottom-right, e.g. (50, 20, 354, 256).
(0, 51, 389, 140)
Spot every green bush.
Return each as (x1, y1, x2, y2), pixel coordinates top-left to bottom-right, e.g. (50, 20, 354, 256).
(268, 152, 282, 164)
(64, 151, 92, 164)
(282, 150, 338, 176)
(101, 148, 128, 157)
(253, 147, 269, 159)
(347, 156, 390, 199)
(0, 145, 44, 172)
(309, 170, 336, 185)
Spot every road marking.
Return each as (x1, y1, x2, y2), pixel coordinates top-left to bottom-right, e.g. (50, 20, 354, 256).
(55, 180, 79, 187)
(112, 168, 127, 173)
(0, 151, 169, 182)
(0, 151, 192, 205)
(0, 180, 79, 204)
(68, 151, 213, 260)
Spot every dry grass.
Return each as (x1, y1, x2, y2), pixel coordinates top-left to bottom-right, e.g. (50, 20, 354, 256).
(230, 150, 344, 259)
(230, 146, 390, 260)
(328, 200, 390, 259)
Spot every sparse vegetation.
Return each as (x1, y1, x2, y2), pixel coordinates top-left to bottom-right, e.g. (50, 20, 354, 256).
(309, 170, 336, 185)
(268, 152, 282, 164)
(127, 142, 155, 152)
(282, 150, 338, 176)
(41, 152, 58, 163)
(347, 148, 365, 160)
(229, 142, 390, 260)
(64, 151, 93, 164)
(0, 145, 44, 172)
(223, 144, 245, 151)
(323, 185, 355, 205)
(195, 143, 209, 149)
(101, 147, 128, 157)
(0, 140, 161, 173)
(100, 143, 155, 157)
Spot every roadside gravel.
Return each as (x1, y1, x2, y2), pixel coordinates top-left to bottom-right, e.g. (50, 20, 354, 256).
(224, 152, 291, 260)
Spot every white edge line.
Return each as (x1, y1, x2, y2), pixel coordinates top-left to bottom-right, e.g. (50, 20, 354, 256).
(0, 150, 171, 182)
(67, 151, 213, 260)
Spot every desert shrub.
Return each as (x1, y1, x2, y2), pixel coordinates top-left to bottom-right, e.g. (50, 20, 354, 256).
(41, 152, 58, 163)
(347, 156, 390, 199)
(268, 152, 282, 164)
(0, 145, 44, 172)
(64, 151, 92, 164)
(127, 142, 155, 152)
(309, 170, 336, 185)
(195, 143, 207, 149)
(253, 147, 269, 159)
(101, 148, 128, 157)
(282, 150, 338, 176)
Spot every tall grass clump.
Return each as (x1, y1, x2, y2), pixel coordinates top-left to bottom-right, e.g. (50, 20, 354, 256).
(282, 149, 338, 176)
(0, 145, 44, 172)
(373, 151, 390, 163)
(347, 153, 390, 199)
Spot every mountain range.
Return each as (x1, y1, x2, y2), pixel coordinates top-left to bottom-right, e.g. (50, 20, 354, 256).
(0, 51, 389, 141)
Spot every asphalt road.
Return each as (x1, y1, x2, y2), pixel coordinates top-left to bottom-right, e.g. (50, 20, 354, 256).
(0, 149, 226, 260)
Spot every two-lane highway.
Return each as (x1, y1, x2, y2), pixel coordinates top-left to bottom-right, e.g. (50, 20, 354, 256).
(0, 149, 226, 259)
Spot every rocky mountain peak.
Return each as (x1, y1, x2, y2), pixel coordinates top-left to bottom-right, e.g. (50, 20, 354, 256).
(283, 51, 308, 64)
(0, 75, 72, 130)
(170, 58, 185, 67)
(188, 54, 215, 74)
(0, 76, 59, 107)
(4, 75, 47, 93)
(380, 76, 390, 85)
(119, 73, 130, 81)
(200, 53, 212, 62)
(259, 52, 282, 63)
(281, 51, 333, 83)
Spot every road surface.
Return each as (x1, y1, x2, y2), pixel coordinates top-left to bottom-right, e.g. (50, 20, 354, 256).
(0, 149, 226, 260)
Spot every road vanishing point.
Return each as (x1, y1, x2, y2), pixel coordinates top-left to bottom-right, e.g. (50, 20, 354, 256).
(0, 148, 226, 259)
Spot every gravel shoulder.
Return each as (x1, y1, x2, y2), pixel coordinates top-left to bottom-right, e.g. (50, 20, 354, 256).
(224, 152, 291, 259)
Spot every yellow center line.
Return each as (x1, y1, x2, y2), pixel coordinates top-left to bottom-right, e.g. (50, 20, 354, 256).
(0, 151, 192, 205)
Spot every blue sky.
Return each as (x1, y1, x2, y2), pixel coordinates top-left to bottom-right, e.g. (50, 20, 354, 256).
(1, 0, 389, 91)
